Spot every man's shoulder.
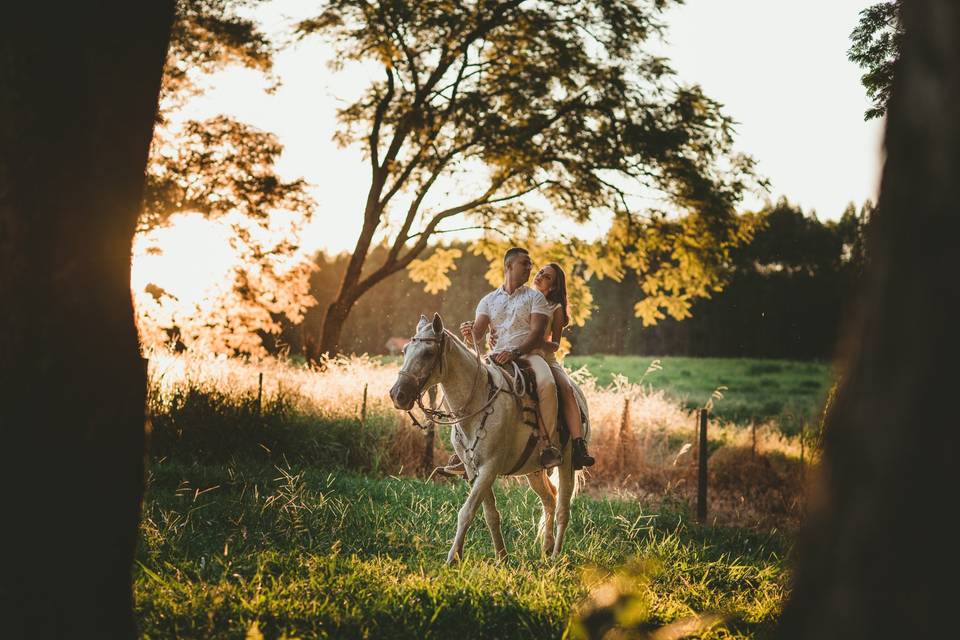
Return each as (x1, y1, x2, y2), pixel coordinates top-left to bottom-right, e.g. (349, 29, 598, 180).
(477, 287, 502, 312)
(480, 288, 503, 303)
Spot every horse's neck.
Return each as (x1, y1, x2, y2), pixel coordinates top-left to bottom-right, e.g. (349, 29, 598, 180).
(439, 338, 488, 417)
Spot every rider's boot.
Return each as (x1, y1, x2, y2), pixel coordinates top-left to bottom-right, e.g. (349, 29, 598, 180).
(572, 438, 595, 470)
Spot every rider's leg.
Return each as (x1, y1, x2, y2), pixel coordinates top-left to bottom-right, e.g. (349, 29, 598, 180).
(526, 355, 558, 441)
(550, 364, 582, 439)
(551, 363, 594, 469)
(525, 355, 561, 467)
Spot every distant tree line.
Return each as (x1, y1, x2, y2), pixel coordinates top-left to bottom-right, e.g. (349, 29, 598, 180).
(277, 199, 869, 361)
(572, 200, 870, 359)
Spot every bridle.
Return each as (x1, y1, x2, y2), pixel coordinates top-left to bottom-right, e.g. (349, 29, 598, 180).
(399, 328, 503, 427)
(398, 325, 544, 480)
(395, 331, 447, 400)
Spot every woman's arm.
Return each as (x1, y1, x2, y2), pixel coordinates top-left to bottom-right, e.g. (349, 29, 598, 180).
(540, 307, 566, 353)
(550, 307, 565, 344)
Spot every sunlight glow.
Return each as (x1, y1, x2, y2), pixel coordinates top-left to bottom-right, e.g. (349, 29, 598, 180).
(131, 212, 236, 311)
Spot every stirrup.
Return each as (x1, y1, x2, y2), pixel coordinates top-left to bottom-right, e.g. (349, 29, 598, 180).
(443, 454, 467, 475)
(539, 445, 562, 469)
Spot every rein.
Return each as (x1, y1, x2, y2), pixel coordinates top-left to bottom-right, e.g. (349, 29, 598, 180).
(400, 325, 540, 478)
(403, 329, 505, 428)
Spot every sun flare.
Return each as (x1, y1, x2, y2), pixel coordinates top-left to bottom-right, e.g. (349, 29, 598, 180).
(131, 212, 237, 310)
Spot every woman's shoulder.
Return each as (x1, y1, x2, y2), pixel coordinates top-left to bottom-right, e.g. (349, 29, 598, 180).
(523, 285, 546, 300)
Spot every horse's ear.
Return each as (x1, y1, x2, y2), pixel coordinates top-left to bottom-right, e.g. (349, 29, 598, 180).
(417, 314, 429, 329)
(432, 313, 444, 334)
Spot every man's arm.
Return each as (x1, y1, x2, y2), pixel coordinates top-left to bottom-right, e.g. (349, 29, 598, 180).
(460, 314, 491, 353)
(517, 313, 548, 355)
(492, 313, 548, 364)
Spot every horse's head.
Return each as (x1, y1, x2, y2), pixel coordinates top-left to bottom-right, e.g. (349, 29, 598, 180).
(389, 313, 447, 410)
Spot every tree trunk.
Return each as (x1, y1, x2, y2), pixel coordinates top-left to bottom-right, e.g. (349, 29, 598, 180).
(319, 298, 355, 357)
(0, 4, 173, 637)
(780, 1, 960, 637)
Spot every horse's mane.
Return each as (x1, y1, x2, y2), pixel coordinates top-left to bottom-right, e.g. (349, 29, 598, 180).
(414, 320, 491, 375)
(442, 328, 474, 354)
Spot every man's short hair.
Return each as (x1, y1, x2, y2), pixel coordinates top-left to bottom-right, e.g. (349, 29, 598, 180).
(503, 247, 529, 266)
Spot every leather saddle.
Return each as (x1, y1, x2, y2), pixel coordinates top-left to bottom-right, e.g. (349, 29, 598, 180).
(496, 359, 570, 448)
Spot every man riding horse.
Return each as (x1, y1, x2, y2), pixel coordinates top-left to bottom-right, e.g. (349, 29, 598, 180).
(449, 246, 595, 472)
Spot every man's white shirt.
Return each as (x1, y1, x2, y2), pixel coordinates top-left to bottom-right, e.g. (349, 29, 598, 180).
(476, 285, 553, 352)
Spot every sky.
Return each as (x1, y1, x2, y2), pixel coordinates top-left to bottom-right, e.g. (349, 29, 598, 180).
(177, 0, 886, 254)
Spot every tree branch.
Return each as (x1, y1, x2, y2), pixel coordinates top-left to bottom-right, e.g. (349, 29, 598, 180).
(369, 67, 395, 172)
(378, 48, 474, 210)
(407, 224, 511, 240)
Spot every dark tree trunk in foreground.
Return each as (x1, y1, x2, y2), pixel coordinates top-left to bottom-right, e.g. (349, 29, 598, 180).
(781, 1, 960, 637)
(0, 4, 173, 636)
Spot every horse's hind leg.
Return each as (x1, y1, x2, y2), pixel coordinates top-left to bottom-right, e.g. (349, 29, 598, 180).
(552, 457, 575, 557)
(481, 488, 507, 561)
(527, 470, 556, 555)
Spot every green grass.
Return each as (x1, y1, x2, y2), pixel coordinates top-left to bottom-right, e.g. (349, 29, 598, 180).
(565, 355, 833, 428)
(136, 460, 789, 639)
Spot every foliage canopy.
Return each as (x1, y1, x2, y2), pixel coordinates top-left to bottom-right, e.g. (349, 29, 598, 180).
(298, 0, 762, 353)
(135, 0, 317, 357)
(848, 1, 902, 120)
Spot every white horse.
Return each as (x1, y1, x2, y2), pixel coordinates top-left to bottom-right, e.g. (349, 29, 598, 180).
(389, 313, 589, 564)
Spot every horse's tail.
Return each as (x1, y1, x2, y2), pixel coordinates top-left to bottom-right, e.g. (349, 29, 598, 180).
(571, 381, 589, 498)
(573, 469, 584, 499)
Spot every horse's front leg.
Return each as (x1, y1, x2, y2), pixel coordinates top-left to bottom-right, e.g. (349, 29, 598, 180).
(448, 466, 497, 565)
(481, 487, 507, 561)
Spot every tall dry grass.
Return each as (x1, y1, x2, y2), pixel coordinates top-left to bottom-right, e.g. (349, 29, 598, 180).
(146, 351, 811, 527)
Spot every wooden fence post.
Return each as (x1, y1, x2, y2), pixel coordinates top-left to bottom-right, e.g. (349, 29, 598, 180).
(618, 396, 631, 474)
(257, 372, 263, 416)
(697, 408, 708, 524)
(361, 383, 368, 429)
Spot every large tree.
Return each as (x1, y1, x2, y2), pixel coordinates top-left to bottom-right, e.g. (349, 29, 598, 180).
(297, 0, 759, 355)
(161, 0, 273, 108)
(848, 0, 903, 120)
(781, 0, 960, 636)
(0, 3, 173, 635)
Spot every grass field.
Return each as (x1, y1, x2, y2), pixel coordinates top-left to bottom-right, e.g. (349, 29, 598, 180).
(137, 351, 809, 637)
(564, 355, 834, 428)
(136, 460, 789, 639)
